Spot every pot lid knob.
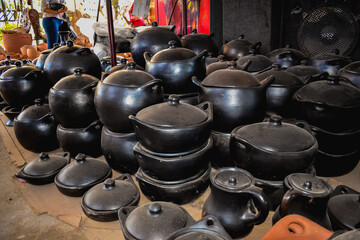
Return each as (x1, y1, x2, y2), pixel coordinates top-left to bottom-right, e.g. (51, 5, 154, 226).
(149, 202, 162, 215)
(168, 40, 177, 49)
(39, 152, 49, 160)
(218, 55, 225, 61)
(272, 63, 281, 70)
(331, 49, 340, 55)
(227, 61, 237, 69)
(4, 60, 10, 66)
(168, 94, 180, 105)
(6, 55, 11, 60)
(300, 60, 309, 65)
(127, 62, 136, 70)
(249, 49, 256, 55)
(74, 67, 83, 75)
(15, 61, 22, 67)
(53, 43, 60, 49)
(228, 176, 237, 185)
(34, 98, 43, 106)
(151, 21, 158, 27)
(191, 29, 198, 34)
(269, 115, 282, 126)
(120, 58, 127, 64)
(104, 178, 115, 189)
(75, 153, 86, 162)
(303, 181, 312, 190)
(238, 34, 245, 39)
(66, 41, 74, 47)
(327, 76, 340, 85)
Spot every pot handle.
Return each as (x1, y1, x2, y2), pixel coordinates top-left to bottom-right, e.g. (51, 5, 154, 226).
(304, 72, 329, 85)
(81, 81, 99, 90)
(15, 169, 29, 180)
(83, 119, 102, 132)
(251, 41, 262, 53)
(241, 186, 269, 225)
(21, 104, 30, 112)
(196, 101, 213, 120)
(331, 185, 360, 198)
(192, 76, 205, 92)
(259, 75, 275, 89)
(73, 47, 93, 56)
(37, 112, 54, 121)
(23, 70, 42, 79)
(54, 151, 71, 163)
(191, 49, 208, 62)
(118, 206, 137, 226)
(278, 50, 295, 59)
(138, 78, 162, 90)
(280, 188, 302, 217)
(143, 51, 152, 63)
(129, 115, 154, 130)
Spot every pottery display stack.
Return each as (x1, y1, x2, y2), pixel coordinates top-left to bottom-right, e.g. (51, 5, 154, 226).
(193, 61, 274, 168)
(94, 62, 163, 174)
(293, 76, 360, 176)
(49, 68, 103, 157)
(130, 95, 213, 204)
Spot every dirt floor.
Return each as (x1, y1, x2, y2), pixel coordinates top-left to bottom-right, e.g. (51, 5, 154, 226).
(0, 135, 88, 240)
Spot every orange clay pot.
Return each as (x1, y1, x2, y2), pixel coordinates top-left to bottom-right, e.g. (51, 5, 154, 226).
(2, 33, 32, 54)
(262, 214, 333, 240)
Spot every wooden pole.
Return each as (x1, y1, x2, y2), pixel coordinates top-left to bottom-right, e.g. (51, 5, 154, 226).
(181, 0, 187, 35)
(105, 0, 116, 67)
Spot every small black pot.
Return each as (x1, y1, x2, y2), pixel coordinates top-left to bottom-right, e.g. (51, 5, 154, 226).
(15, 152, 70, 185)
(180, 29, 219, 56)
(101, 126, 139, 174)
(267, 47, 308, 69)
(135, 164, 211, 204)
(133, 137, 212, 181)
(57, 120, 103, 158)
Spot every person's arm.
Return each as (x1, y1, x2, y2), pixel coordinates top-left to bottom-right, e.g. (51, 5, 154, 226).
(41, 0, 68, 15)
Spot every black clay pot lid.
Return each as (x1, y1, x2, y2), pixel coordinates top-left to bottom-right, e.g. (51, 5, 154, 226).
(181, 29, 212, 41)
(53, 67, 99, 90)
(256, 63, 304, 87)
(284, 173, 332, 197)
(15, 99, 50, 121)
(0, 62, 40, 80)
(328, 194, 360, 230)
(82, 175, 139, 212)
(236, 50, 273, 72)
(150, 40, 196, 62)
(0, 61, 14, 75)
(211, 167, 254, 192)
(340, 61, 360, 74)
(310, 49, 351, 62)
(294, 76, 360, 107)
(103, 62, 155, 86)
(203, 61, 260, 87)
(51, 40, 81, 54)
(135, 95, 208, 127)
(226, 35, 253, 47)
(330, 229, 360, 240)
(286, 60, 323, 77)
(56, 153, 111, 187)
(123, 202, 193, 240)
(267, 47, 307, 59)
(232, 115, 316, 152)
(21, 152, 70, 176)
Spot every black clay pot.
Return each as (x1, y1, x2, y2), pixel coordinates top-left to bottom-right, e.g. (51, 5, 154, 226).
(135, 164, 211, 204)
(209, 130, 233, 169)
(129, 95, 212, 154)
(286, 60, 325, 83)
(15, 152, 70, 185)
(202, 168, 269, 239)
(163, 92, 199, 105)
(101, 58, 145, 80)
(54, 153, 112, 197)
(294, 76, 360, 133)
(273, 173, 333, 230)
(43, 41, 101, 85)
(193, 62, 274, 133)
(181, 29, 219, 56)
(236, 49, 273, 73)
(144, 40, 207, 94)
(205, 55, 232, 75)
(0, 62, 49, 108)
(220, 34, 261, 60)
(133, 137, 212, 181)
(130, 22, 182, 68)
(230, 115, 318, 181)
(328, 185, 360, 231)
(267, 47, 308, 69)
(309, 49, 352, 76)
(118, 201, 195, 240)
(101, 126, 139, 174)
(13, 99, 59, 153)
(49, 68, 99, 128)
(166, 215, 233, 240)
(256, 63, 304, 116)
(56, 120, 103, 158)
(95, 62, 163, 133)
(81, 175, 140, 222)
(35, 48, 53, 70)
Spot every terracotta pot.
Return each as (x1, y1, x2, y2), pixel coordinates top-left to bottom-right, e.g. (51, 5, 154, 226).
(2, 33, 32, 53)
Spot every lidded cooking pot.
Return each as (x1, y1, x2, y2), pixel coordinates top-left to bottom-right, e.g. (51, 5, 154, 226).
(118, 201, 195, 240)
(102, 58, 145, 80)
(273, 173, 333, 229)
(144, 40, 207, 94)
(310, 49, 352, 76)
(35, 48, 53, 70)
(267, 46, 308, 69)
(206, 55, 231, 75)
(193, 61, 274, 133)
(129, 95, 212, 154)
(286, 60, 325, 83)
(338, 60, 360, 88)
(230, 115, 318, 181)
(43, 40, 101, 85)
(49, 67, 99, 128)
(293, 76, 360, 133)
(256, 63, 304, 115)
(15, 152, 70, 185)
(202, 168, 269, 238)
(180, 29, 219, 56)
(14, 98, 59, 153)
(0, 62, 49, 108)
(95, 62, 163, 133)
(81, 175, 140, 222)
(220, 34, 261, 60)
(236, 49, 273, 73)
(131, 22, 182, 68)
(54, 153, 112, 197)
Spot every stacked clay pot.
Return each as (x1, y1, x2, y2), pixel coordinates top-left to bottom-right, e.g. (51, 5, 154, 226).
(130, 95, 213, 204)
(94, 62, 163, 174)
(49, 68, 103, 157)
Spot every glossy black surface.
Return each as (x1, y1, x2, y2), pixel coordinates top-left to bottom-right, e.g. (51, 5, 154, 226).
(220, 34, 261, 60)
(181, 29, 219, 56)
